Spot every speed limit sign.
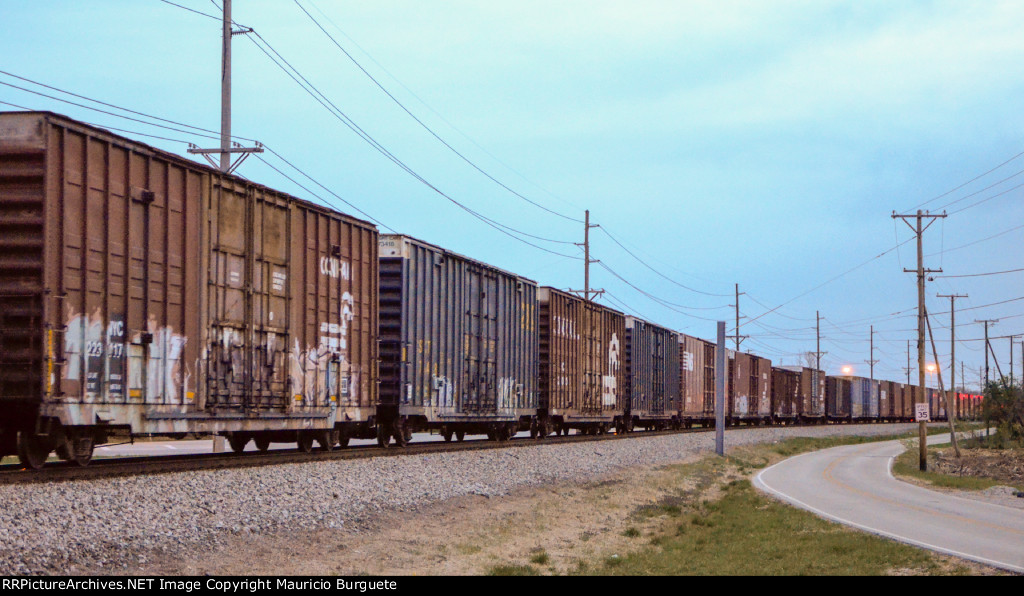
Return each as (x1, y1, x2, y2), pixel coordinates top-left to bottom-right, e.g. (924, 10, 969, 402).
(915, 403, 930, 422)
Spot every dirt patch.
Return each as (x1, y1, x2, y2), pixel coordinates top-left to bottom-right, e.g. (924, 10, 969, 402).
(132, 454, 736, 576)
(129, 447, 1000, 576)
(932, 448, 1024, 488)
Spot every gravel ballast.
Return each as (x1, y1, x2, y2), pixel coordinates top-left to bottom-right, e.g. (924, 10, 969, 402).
(0, 424, 928, 574)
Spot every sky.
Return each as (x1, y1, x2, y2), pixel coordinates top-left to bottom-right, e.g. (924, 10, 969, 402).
(2, 0, 1023, 389)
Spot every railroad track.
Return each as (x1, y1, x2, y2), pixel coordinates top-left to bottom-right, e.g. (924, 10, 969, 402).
(0, 425, 722, 486)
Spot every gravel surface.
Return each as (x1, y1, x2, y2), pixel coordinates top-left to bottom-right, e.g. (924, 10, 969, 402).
(0, 424, 926, 574)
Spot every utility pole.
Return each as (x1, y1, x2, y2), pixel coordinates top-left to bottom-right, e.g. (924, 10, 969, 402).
(569, 210, 603, 302)
(812, 311, 827, 372)
(975, 319, 998, 385)
(866, 325, 878, 386)
(903, 340, 913, 385)
(727, 284, 747, 352)
(1007, 335, 1015, 387)
(188, 0, 262, 173)
(937, 293, 967, 407)
(892, 209, 946, 471)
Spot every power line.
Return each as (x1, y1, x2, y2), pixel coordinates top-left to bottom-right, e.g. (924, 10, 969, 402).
(936, 267, 1024, 279)
(158, 0, 580, 257)
(905, 147, 1024, 213)
(292, 0, 584, 224)
(597, 227, 732, 298)
(239, 29, 581, 257)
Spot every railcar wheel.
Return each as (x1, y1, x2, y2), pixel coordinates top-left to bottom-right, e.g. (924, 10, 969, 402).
(317, 431, 337, 452)
(442, 429, 453, 442)
(393, 419, 409, 448)
(455, 430, 465, 442)
(56, 432, 94, 467)
(297, 433, 315, 453)
(377, 424, 392, 449)
(227, 433, 250, 454)
(16, 432, 52, 470)
(338, 434, 350, 449)
(254, 435, 271, 452)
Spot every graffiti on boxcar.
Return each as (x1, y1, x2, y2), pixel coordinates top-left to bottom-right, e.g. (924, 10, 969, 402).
(608, 333, 620, 372)
(144, 316, 188, 403)
(433, 375, 455, 408)
(553, 315, 578, 339)
(319, 257, 351, 280)
(290, 291, 357, 405)
(497, 377, 521, 413)
(602, 332, 620, 407)
(63, 309, 187, 403)
(681, 351, 695, 372)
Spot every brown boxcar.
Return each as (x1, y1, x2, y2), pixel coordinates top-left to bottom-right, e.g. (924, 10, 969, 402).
(0, 111, 378, 467)
(624, 316, 680, 431)
(727, 351, 771, 424)
(770, 366, 800, 423)
(377, 234, 537, 444)
(826, 376, 851, 421)
(537, 287, 626, 435)
(878, 380, 895, 421)
(678, 333, 715, 427)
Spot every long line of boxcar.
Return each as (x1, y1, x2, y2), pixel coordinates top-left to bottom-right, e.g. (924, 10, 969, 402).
(0, 112, 983, 469)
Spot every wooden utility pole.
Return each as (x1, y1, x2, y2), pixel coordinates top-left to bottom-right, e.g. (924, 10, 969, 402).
(866, 325, 878, 387)
(892, 209, 946, 471)
(904, 340, 913, 385)
(976, 319, 998, 385)
(937, 293, 967, 406)
(813, 311, 827, 373)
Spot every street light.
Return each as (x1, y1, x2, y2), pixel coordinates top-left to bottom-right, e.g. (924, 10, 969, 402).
(841, 365, 853, 375)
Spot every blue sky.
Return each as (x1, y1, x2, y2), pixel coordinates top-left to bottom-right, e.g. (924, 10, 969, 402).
(3, 0, 1023, 387)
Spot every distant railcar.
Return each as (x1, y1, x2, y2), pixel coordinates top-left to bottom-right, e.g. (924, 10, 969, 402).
(678, 333, 716, 427)
(727, 351, 771, 425)
(537, 287, 626, 436)
(623, 316, 680, 431)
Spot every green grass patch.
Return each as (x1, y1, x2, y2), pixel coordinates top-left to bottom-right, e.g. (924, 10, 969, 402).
(529, 550, 550, 565)
(584, 478, 964, 576)
(892, 445, 1024, 492)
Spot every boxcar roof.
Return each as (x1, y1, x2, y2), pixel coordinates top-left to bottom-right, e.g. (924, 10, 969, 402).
(0, 110, 378, 231)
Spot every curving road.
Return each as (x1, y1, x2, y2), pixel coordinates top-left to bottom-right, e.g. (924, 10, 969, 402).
(753, 433, 1024, 573)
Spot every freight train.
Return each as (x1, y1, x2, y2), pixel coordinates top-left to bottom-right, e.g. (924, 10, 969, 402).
(0, 112, 983, 469)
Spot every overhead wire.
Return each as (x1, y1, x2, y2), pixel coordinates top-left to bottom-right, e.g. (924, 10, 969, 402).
(293, 0, 584, 225)
(162, 0, 582, 258)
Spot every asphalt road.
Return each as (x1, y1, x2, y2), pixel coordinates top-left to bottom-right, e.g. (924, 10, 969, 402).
(753, 433, 1024, 573)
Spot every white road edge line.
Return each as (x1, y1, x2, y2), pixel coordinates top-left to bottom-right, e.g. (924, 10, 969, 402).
(752, 443, 1024, 574)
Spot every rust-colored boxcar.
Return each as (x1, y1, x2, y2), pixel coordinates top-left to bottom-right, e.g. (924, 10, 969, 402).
(624, 316, 680, 431)
(826, 376, 851, 421)
(0, 111, 378, 467)
(770, 366, 800, 423)
(377, 234, 537, 444)
(727, 351, 771, 424)
(678, 333, 715, 427)
(538, 287, 626, 435)
(774, 366, 825, 422)
(878, 380, 895, 420)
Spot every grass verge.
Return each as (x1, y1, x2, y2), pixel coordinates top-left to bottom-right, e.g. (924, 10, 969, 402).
(550, 431, 991, 576)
